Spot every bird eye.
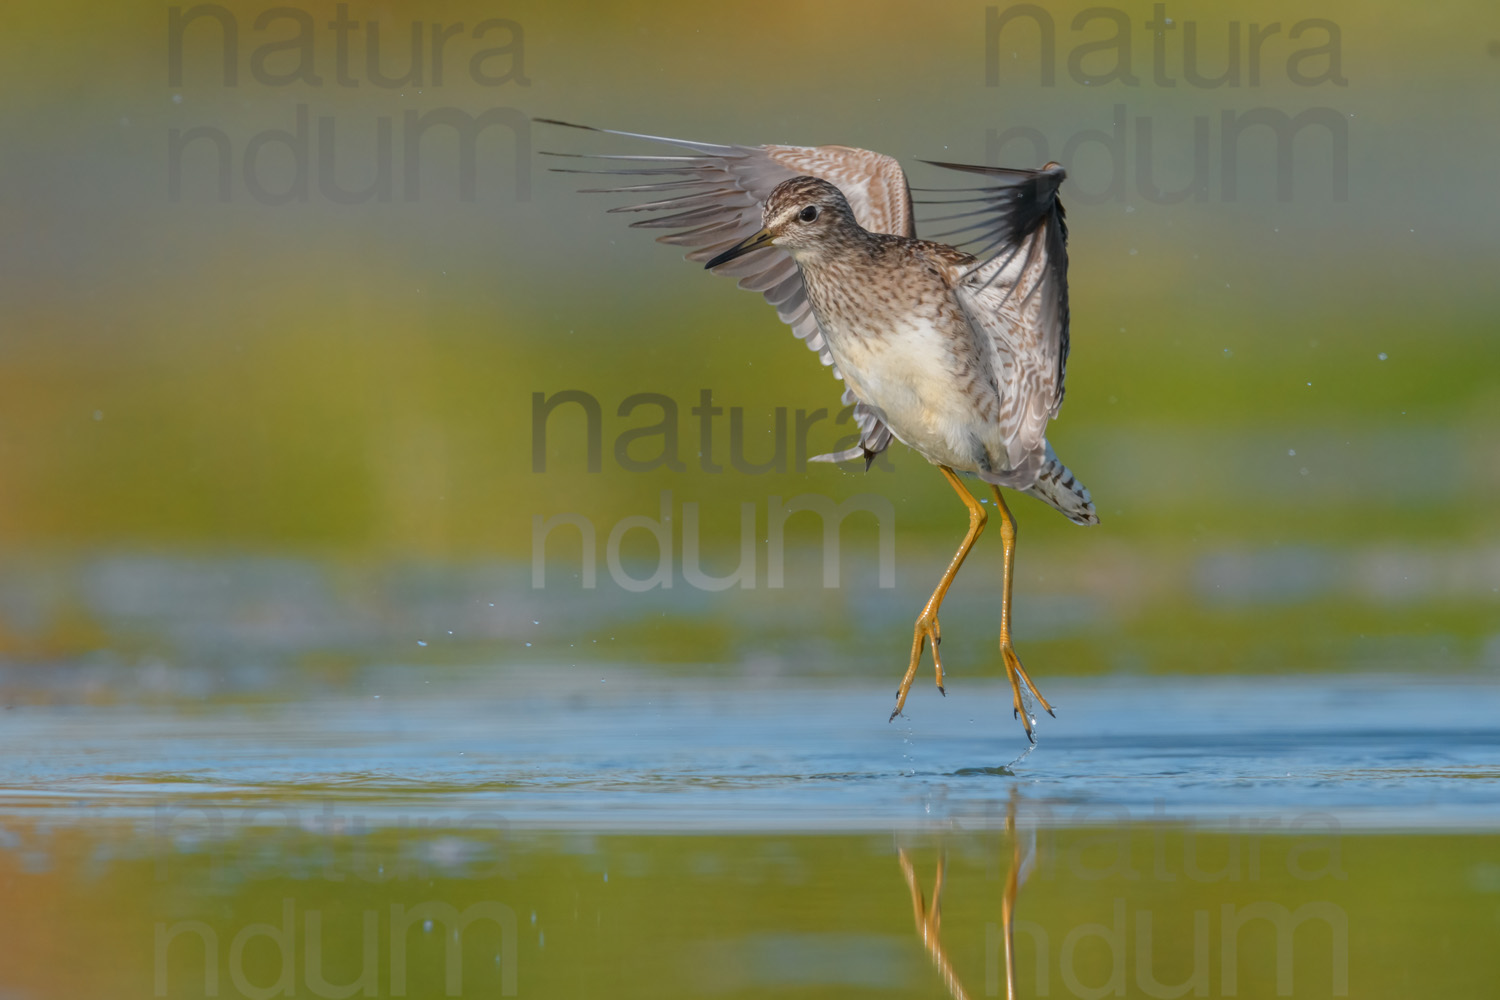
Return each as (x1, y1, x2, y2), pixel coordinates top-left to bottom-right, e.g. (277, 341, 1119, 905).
(799, 205, 820, 223)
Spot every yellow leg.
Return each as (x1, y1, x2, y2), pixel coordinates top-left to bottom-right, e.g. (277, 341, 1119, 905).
(992, 486, 1055, 742)
(891, 466, 988, 721)
(898, 848, 971, 1000)
(1000, 792, 1021, 1000)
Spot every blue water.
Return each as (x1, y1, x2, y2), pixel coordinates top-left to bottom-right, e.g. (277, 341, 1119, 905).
(5, 671, 1497, 831)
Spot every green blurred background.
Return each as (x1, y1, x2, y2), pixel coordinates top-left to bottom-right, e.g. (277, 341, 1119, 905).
(2, 0, 1498, 687)
(3, 7, 1498, 998)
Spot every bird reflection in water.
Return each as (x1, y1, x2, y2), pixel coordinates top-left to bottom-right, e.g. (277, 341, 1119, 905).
(898, 797, 1035, 1000)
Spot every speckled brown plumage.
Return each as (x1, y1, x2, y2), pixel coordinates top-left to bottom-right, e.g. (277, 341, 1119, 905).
(542, 120, 1102, 741)
(537, 120, 1094, 523)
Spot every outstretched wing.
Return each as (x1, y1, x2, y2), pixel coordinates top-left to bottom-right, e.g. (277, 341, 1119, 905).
(538, 119, 911, 464)
(916, 162, 1070, 483)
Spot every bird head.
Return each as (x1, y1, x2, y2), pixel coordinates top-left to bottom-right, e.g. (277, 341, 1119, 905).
(704, 176, 858, 268)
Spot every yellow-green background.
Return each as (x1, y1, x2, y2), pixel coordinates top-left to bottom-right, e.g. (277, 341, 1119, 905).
(3, 6, 1499, 999)
(1, 0, 1497, 681)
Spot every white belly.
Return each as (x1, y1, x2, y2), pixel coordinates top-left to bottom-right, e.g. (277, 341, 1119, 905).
(823, 315, 1002, 474)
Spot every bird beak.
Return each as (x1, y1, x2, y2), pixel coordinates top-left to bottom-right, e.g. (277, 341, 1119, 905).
(704, 228, 776, 269)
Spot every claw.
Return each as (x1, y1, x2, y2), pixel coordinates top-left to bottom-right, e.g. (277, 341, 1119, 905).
(1000, 638, 1053, 741)
(893, 613, 946, 721)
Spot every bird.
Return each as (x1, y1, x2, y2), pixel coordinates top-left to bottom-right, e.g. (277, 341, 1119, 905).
(538, 119, 1098, 742)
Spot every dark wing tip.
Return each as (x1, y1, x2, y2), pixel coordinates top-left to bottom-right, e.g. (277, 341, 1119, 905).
(532, 117, 601, 132)
(922, 160, 1067, 246)
(919, 159, 1064, 182)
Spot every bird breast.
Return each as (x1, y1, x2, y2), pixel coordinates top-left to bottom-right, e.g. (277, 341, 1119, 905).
(797, 252, 1009, 476)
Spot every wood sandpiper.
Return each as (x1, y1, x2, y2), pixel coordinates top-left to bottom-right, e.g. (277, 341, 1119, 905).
(541, 120, 1098, 742)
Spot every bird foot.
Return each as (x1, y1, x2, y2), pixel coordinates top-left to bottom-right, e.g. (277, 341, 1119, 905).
(890, 612, 945, 721)
(1000, 638, 1055, 743)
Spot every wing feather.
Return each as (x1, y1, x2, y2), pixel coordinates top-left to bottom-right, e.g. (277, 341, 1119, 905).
(540, 119, 914, 463)
(918, 162, 1071, 482)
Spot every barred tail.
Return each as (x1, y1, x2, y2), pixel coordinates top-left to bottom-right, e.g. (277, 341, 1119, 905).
(1022, 445, 1097, 526)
